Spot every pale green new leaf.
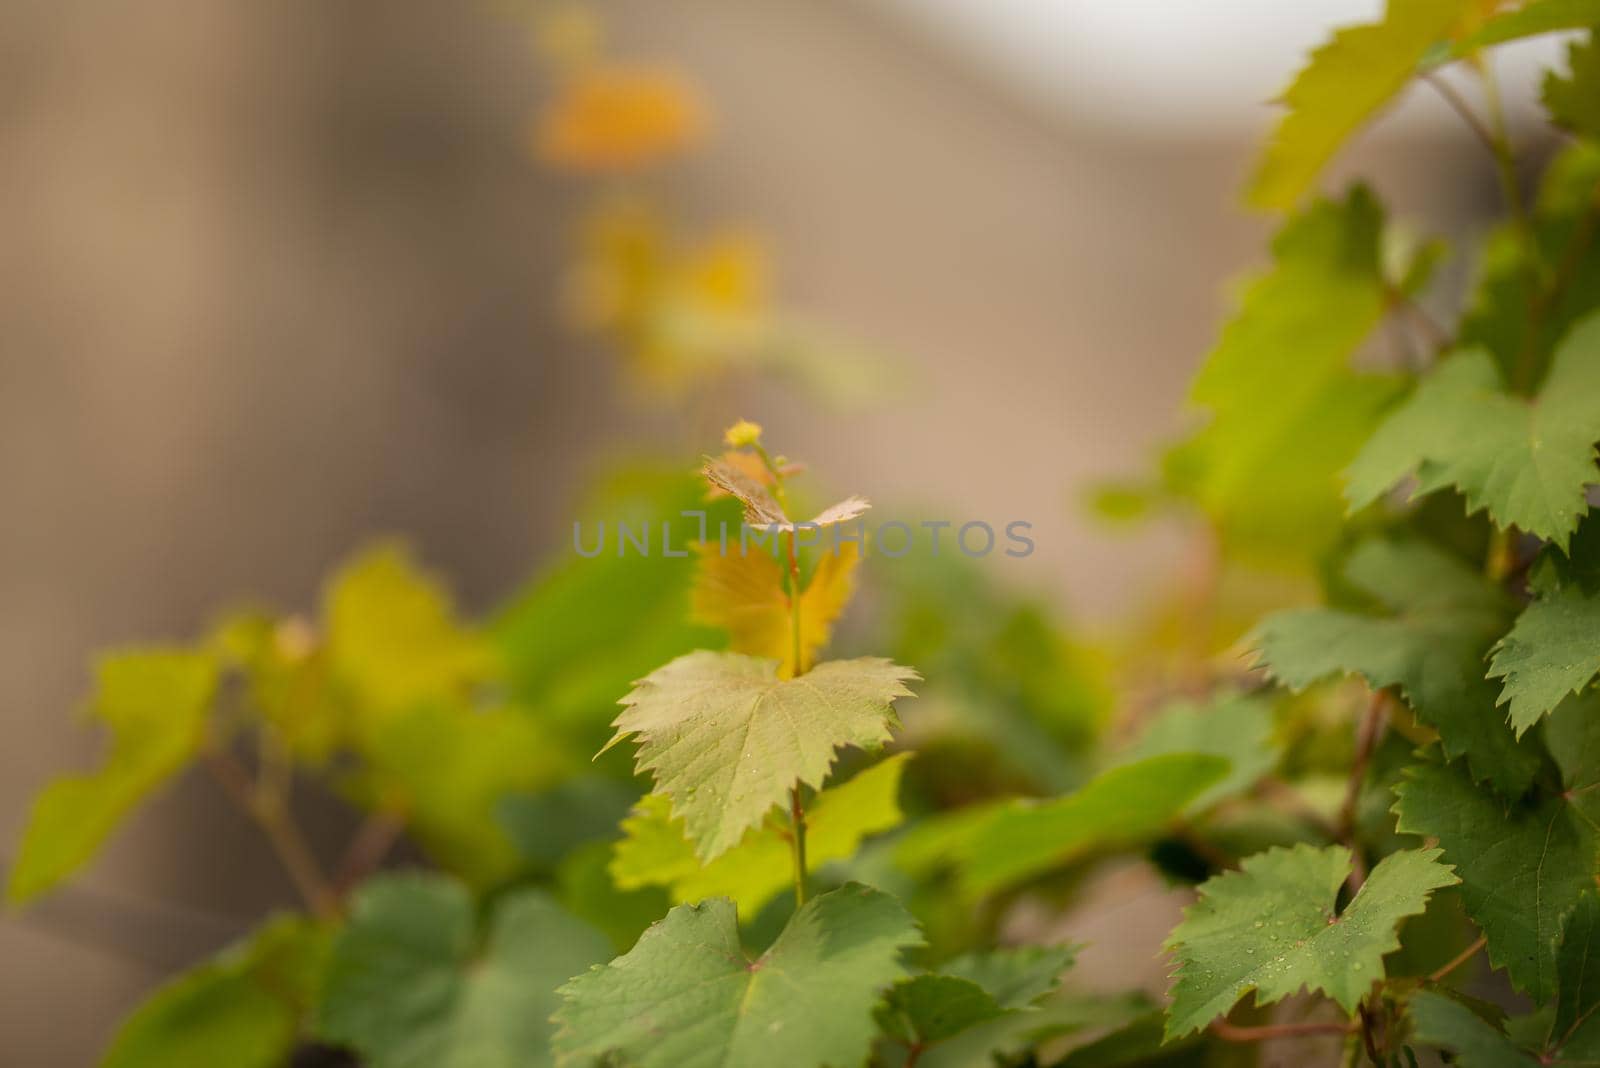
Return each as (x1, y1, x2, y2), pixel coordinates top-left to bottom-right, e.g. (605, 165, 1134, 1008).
(101, 915, 329, 1068)
(1545, 32, 1600, 141)
(1121, 691, 1278, 813)
(1490, 514, 1600, 733)
(1454, 0, 1600, 52)
(1163, 844, 1457, 1038)
(553, 883, 922, 1068)
(1345, 315, 1600, 547)
(611, 753, 910, 914)
(1177, 187, 1405, 561)
(1249, 538, 1541, 793)
(903, 753, 1229, 899)
(1247, 0, 1472, 210)
(604, 651, 918, 860)
(317, 873, 611, 1068)
(1393, 715, 1600, 1004)
(9, 649, 218, 905)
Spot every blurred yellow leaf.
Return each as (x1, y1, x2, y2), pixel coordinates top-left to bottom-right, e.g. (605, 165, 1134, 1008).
(535, 64, 706, 174)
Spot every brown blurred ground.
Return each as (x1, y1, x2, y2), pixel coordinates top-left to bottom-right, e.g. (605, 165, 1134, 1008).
(0, 1, 1502, 1062)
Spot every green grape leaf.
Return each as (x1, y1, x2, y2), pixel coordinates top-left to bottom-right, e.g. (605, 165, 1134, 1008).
(1393, 717, 1600, 1005)
(9, 649, 218, 906)
(1163, 844, 1457, 1038)
(1345, 317, 1600, 547)
(1546, 32, 1600, 141)
(903, 753, 1229, 899)
(1121, 691, 1279, 813)
(1490, 514, 1600, 732)
(1409, 991, 1539, 1067)
(553, 883, 922, 1068)
(1247, 0, 1472, 210)
(1454, 0, 1600, 52)
(348, 702, 571, 888)
(1176, 187, 1405, 561)
(1554, 892, 1600, 1056)
(325, 543, 498, 740)
(210, 612, 342, 764)
(101, 915, 329, 1068)
(317, 873, 611, 1068)
(877, 946, 1076, 1051)
(603, 651, 918, 860)
(1458, 144, 1600, 400)
(611, 753, 910, 914)
(494, 465, 735, 754)
(1249, 538, 1541, 794)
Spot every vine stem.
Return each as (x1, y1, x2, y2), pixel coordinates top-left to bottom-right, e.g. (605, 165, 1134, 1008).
(1430, 935, 1487, 983)
(200, 741, 338, 919)
(785, 521, 809, 906)
(1210, 1018, 1358, 1043)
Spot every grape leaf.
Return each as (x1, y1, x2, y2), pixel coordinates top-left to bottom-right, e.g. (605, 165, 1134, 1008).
(1458, 144, 1600, 386)
(210, 612, 342, 764)
(691, 541, 861, 676)
(902, 753, 1230, 899)
(8, 649, 218, 906)
(1454, 0, 1600, 52)
(876, 946, 1074, 1050)
(1393, 714, 1600, 1005)
(317, 873, 610, 1068)
(1177, 187, 1405, 560)
(325, 543, 498, 743)
(1345, 316, 1600, 548)
(101, 915, 329, 1068)
(1412, 895, 1600, 1064)
(1546, 32, 1600, 141)
(603, 651, 918, 860)
(701, 457, 869, 531)
(1163, 844, 1457, 1038)
(1490, 513, 1600, 733)
(611, 753, 909, 914)
(553, 883, 922, 1068)
(1249, 538, 1542, 794)
(1409, 991, 1539, 1067)
(1246, 0, 1473, 210)
(1121, 691, 1279, 813)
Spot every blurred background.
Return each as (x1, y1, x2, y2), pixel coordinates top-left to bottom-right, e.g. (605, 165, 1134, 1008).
(0, 1, 1569, 1061)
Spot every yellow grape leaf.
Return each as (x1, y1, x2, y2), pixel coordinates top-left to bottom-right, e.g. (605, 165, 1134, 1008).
(323, 542, 498, 746)
(611, 753, 910, 914)
(1248, 0, 1473, 211)
(9, 650, 218, 905)
(691, 542, 862, 676)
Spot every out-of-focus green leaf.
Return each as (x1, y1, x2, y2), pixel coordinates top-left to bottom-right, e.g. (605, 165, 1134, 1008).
(1121, 691, 1279, 813)
(1458, 143, 1600, 386)
(1175, 187, 1406, 563)
(611, 753, 910, 914)
(494, 465, 734, 754)
(210, 611, 342, 764)
(1163, 844, 1457, 1037)
(9, 650, 217, 905)
(101, 915, 329, 1068)
(1247, 0, 1472, 210)
(901, 753, 1229, 899)
(347, 702, 570, 888)
(1345, 316, 1600, 549)
(1546, 31, 1600, 140)
(1250, 538, 1542, 793)
(498, 776, 639, 872)
(1410, 990, 1539, 1067)
(553, 884, 921, 1068)
(1453, 0, 1600, 53)
(317, 873, 610, 1068)
(552, 839, 670, 953)
(876, 946, 1074, 1052)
